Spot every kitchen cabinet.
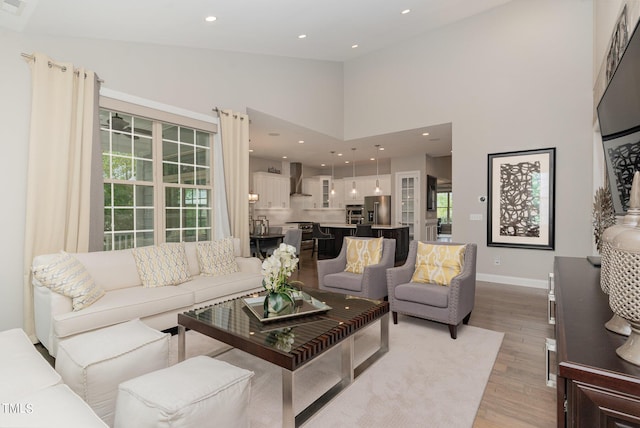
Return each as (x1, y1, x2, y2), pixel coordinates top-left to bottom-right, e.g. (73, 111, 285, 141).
(303, 176, 341, 209)
(253, 172, 290, 209)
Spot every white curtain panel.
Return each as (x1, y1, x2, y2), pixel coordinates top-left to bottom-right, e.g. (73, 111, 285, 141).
(213, 131, 231, 239)
(219, 110, 250, 256)
(22, 53, 100, 340)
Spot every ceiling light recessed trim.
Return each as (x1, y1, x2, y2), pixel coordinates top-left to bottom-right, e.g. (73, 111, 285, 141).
(298, 34, 307, 39)
(205, 16, 217, 22)
(351, 44, 359, 49)
(401, 9, 411, 15)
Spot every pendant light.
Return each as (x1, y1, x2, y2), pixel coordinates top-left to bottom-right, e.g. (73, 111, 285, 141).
(374, 145, 381, 194)
(351, 148, 357, 198)
(330, 151, 336, 196)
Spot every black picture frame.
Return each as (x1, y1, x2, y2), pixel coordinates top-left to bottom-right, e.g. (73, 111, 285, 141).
(426, 175, 437, 211)
(487, 148, 556, 250)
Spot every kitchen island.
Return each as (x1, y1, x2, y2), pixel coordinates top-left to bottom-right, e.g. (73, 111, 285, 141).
(318, 224, 410, 263)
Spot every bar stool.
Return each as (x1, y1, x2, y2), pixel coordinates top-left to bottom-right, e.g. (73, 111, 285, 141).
(311, 223, 334, 258)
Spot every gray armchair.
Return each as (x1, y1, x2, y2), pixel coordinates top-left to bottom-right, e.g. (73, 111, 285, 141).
(318, 237, 396, 300)
(386, 241, 477, 339)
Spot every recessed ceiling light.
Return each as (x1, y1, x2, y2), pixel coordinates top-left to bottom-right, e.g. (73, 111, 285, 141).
(379, 147, 385, 150)
(298, 34, 307, 39)
(337, 153, 343, 156)
(401, 9, 411, 15)
(352, 44, 359, 49)
(422, 132, 430, 136)
(321, 163, 326, 167)
(282, 156, 288, 159)
(298, 140, 304, 144)
(370, 157, 375, 161)
(205, 16, 217, 22)
(345, 160, 350, 164)
(249, 149, 253, 153)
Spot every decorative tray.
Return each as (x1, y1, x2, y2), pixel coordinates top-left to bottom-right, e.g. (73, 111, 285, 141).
(242, 291, 331, 323)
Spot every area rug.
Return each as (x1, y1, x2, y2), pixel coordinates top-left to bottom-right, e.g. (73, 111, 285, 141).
(170, 315, 504, 428)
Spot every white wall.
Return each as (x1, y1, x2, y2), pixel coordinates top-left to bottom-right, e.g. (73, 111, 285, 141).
(344, 0, 594, 286)
(0, 30, 344, 330)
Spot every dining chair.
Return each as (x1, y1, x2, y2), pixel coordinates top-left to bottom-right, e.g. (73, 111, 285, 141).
(267, 229, 303, 268)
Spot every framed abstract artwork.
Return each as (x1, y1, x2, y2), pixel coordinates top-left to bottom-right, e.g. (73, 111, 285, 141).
(487, 148, 556, 250)
(602, 132, 640, 215)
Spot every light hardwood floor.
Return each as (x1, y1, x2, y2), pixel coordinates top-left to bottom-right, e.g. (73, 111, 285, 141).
(294, 249, 557, 428)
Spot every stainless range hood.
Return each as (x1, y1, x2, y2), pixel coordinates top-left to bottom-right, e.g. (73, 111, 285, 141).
(290, 162, 312, 197)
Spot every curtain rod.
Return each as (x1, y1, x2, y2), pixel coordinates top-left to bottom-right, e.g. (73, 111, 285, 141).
(212, 107, 245, 120)
(21, 53, 105, 83)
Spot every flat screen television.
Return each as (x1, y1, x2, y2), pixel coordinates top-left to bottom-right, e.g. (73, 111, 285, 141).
(597, 17, 640, 214)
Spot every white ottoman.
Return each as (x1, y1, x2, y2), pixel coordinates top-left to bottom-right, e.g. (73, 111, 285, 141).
(55, 319, 170, 427)
(114, 356, 254, 428)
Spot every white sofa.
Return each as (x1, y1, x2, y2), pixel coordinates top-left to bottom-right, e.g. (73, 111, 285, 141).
(33, 239, 263, 357)
(0, 328, 107, 427)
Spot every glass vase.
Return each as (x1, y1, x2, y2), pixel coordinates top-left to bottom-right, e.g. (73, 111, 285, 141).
(263, 291, 294, 317)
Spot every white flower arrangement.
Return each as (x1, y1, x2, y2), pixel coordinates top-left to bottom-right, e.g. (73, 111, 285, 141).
(261, 243, 300, 293)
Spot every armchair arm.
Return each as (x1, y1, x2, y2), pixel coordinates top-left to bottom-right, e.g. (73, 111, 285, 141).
(386, 240, 418, 297)
(361, 263, 391, 299)
(447, 244, 477, 324)
(360, 239, 395, 299)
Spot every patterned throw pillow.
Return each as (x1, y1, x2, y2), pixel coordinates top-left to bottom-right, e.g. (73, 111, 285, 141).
(32, 252, 105, 311)
(196, 238, 239, 276)
(344, 237, 383, 274)
(132, 243, 191, 287)
(411, 243, 466, 286)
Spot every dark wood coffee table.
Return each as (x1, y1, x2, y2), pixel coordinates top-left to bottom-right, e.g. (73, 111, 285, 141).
(177, 287, 389, 428)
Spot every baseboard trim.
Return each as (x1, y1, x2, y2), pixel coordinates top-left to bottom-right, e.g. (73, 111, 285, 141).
(476, 273, 547, 289)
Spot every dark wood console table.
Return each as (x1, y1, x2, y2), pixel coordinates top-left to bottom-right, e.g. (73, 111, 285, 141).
(553, 256, 640, 427)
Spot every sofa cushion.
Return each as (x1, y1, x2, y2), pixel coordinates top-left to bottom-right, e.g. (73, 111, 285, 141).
(197, 238, 239, 276)
(0, 384, 108, 427)
(73, 249, 141, 292)
(394, 282, 449, 308)
(32, 252, 105, 311)
(53, 286, 194, 339)
(344, 237, 383, 274)
(411, 243, 466, 286)
(0, 329, 62, 401)
(178, 273, 262, 304)
(322, 271, 363, 292)
(132, 243, 191, 287)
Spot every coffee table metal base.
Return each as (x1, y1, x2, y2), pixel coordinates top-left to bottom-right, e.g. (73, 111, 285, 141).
(178, 312, 389, 428)
(288, 312, 389, 428)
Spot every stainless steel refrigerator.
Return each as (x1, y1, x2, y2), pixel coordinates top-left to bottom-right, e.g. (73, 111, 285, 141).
(364, 195, 391, 225)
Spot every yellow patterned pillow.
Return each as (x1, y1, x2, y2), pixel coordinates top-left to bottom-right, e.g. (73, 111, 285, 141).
(411, 243, 466, 286)
(197, 238, 239, 276)
(344, 237, 383, 274)
(132, 243, 191, 287)
(32, 252, 105, 311)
